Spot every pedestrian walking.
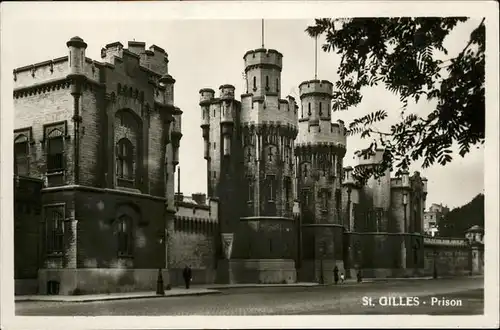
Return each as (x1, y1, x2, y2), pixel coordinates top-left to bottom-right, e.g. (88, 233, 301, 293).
(182, 265, 192, 289)
(333, 266, 339, 285)
(340, 272, 345, 284)
(356, 269, 362, 283)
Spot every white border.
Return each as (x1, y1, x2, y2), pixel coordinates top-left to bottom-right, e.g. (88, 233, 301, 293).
(1, 1, 498, 329)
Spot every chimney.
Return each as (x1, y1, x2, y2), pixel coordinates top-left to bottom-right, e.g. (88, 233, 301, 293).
(191, 193, 207, 205)
(174, 192, 184, 203)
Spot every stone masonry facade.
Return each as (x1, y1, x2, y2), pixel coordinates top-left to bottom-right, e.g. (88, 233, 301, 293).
(13, 37, 182, 295)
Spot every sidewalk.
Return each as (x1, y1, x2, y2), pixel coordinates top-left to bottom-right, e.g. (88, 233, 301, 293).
(15, 287, 220, 303)
(203, 282, 319, 290)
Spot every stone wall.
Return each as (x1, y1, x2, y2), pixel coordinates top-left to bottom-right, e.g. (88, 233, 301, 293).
(169, 217, 218, 285)
(37, 186, 169, 295)
(14, 177, 44, 294)
(168, 200, 219, 286)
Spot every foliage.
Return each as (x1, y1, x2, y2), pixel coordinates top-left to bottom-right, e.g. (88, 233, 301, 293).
(306, 17, 485, 183)
(438, 193, 484, 237)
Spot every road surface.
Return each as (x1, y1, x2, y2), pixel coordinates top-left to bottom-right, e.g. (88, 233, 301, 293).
(16, 277, 483, 316)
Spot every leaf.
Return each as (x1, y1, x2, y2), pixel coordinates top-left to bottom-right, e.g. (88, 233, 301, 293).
(308, 17, 484, 171)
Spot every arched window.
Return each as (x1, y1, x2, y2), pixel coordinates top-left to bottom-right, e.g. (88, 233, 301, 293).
(246, 177, 254, 203)
(117, 214, 133, 256)
(319, 102, 323, 116)
(253, 76, 257, 90)
(265, 76, 269, 90)
(116, 138, 134, 182)
(276, 78, 279, 92)
(45, 206, 64, 254)
(14, 134, 29, 176)
(46, 129, 64, 173)
(308, 103, 312, 116)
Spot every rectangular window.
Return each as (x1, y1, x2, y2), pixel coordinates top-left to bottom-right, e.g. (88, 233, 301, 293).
(335, 189, 341, 217)
(47, 137, 64, 172)
(267, 175, 277, 202)
(352, 203, 359, 230)
(262, 175, 277, 216)
(300, 189, 313, 224)
(375, 207, 384, 232)
(284, 177, 292, 203)
(44, 205, 65, 255)
(321, 189, 330, 212)
(246, 177, 254, 203)
(44, 124, 66, 174)
(117, 215, 133, 256)
(14, 136, 29, 176)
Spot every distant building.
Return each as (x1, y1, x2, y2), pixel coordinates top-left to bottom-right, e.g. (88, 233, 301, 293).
(423, 203, 450, 236)
(341, 153, 429, 279)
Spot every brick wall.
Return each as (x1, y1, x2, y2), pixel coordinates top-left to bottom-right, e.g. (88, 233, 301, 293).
(169, 218, 218, 285)
(79, 87, 102, 187)
(14, 87, 75, 184)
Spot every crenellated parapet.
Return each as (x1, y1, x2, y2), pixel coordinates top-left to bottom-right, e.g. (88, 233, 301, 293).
(296, 119, 346, 147)
(173, 215, 219, 235)
(299, 79, 334, 99)
(355, 148, 386, 168)
(243, 48, 283, 72)
(423, 236, 470, 247)
(240, 93, 299, 129)
(102, 41, 169, 76)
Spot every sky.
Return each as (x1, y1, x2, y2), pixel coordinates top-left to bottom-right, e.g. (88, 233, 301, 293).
(2, 9, 485, 210)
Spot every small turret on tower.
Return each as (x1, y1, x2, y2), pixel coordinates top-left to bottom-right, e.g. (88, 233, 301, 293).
(219, 85, 235, 156)
(67, 36, 87, 77)
(199, 88, 214, 160)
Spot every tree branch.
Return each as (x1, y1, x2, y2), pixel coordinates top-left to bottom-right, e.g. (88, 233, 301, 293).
(438, 18, 485, 67)
(369, 128, 391, 136)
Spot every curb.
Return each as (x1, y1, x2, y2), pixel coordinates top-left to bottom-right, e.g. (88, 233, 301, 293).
(207, 284, 319, 290)
(15, 290, 221, 303)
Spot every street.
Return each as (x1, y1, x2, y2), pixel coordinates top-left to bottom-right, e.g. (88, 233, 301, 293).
(16, 277, 483, 316)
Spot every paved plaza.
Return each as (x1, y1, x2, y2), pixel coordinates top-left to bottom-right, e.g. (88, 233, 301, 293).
(15, 277, 483, 316)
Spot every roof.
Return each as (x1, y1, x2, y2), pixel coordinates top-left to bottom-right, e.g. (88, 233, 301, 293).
(466, 225, 484, 233)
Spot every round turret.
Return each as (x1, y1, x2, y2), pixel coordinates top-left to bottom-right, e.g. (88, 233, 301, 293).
(299, 79, 334, 97)
(219, 84, 235, 100)
(159, 74, 175, 106)
(199, 88, 215, 105)
(243, 48, 283, 71)
(66, 36, 87, 76)
(243, 48, 283, 98)
(299, 79, 333, 121)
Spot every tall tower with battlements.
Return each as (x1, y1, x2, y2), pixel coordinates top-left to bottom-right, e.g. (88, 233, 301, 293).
(199, 47, 299, 284)
(295, 79, 347, 284)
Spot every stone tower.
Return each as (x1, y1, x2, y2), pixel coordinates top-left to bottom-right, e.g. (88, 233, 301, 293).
(199, 47, 299, 284)
(295, 79, 347, 284)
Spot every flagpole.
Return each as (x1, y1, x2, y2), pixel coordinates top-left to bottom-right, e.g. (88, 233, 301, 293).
(314, 35, 318, 79)
(261, 19, 265, 48)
